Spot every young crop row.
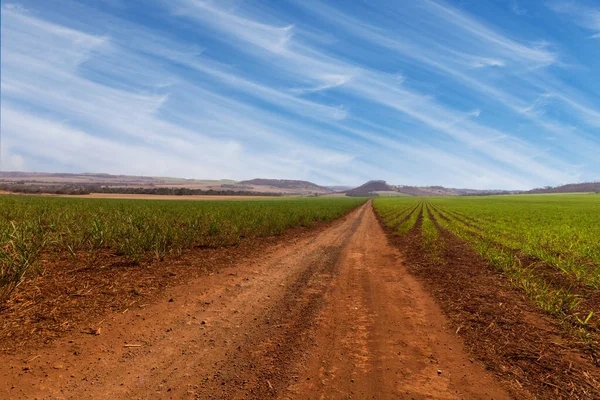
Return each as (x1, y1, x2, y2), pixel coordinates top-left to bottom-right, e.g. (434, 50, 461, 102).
(427, 204, 588, 319)
(421, 203, 444, 263)
(0, 195, 366, 302)
(373, 198, 440, 259)
(430, 195, 600, 289)
(373, 198, 422, 235)
(373, 194, 600, 335)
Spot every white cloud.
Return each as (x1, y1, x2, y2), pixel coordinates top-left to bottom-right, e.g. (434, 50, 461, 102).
(547, 1, 600, 38)
(289, 1, 595, 142)
(170, 0, 573, 184)
(512, 0, 528, 16)
(0, 5, 367, 183)
(290, 74, 352, 94)
(289, 0, 598, 174)
(421, 0, 557, 65)
(171, 0, 295, 54)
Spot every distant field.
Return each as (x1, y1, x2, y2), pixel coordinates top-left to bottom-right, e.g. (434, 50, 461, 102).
(57, 193, 277, 201)
(0, 191, 279, 201)
(0, 195, 366, 301)
(374, 194, 600, 332)
(372, 191, 410, 197)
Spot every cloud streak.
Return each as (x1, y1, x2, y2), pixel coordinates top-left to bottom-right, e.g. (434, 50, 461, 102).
(547, 1, 600, 38)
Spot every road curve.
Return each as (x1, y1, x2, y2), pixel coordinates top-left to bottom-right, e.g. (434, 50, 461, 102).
(0, 201, 509, 399)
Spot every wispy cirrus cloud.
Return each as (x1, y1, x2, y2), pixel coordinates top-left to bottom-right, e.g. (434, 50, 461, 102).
(1, 0, 598, 188)
(291, 1, 600, 166)
(419, 0, 557, 66)
(547, 0, 600, 38)
(162, 0, 581, 184)
(0, 3, 365, 184)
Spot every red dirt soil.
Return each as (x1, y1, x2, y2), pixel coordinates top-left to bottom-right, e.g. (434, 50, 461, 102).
(0, 201, 509, 399)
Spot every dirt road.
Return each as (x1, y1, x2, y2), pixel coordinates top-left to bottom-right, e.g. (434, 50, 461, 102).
(0, 202, 509, 399)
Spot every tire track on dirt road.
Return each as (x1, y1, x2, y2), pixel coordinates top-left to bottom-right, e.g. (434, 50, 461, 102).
(0, 201, 509, 399)
(286, 202, 508, 400)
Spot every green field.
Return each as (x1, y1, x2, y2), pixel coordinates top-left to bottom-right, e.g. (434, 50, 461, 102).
(0, 195, 366, 301)
(374, 194, 600, 330)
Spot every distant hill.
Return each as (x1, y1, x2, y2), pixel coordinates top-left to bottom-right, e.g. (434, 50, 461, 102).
(326, 185, 354, 192)
(396, 186, 520, 196)
(3, 171, 597, 197)
(527, 182, 600, 194)
(345, 180, 393, 197)
(0, 172, 335, 196)
(238, 179, 332, 193)
(344, 181, 524, 197)
(0, 172, 332, 196)
(345, 181, 463, 197)
(396, 186, 457, 196)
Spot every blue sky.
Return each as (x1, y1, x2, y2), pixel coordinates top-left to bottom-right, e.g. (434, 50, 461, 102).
(1, 0, 599, 189)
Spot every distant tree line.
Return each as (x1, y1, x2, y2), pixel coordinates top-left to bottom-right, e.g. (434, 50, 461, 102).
(0, 183, 283, 197)
(527, 182, 600, 194)
(95, 186, 282, 196)
(0, 183, 92, 195)
(346, 191, 379, 197)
